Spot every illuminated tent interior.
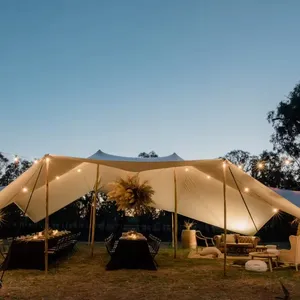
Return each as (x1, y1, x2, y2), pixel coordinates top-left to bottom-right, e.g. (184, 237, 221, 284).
(0, 152, 300, 236)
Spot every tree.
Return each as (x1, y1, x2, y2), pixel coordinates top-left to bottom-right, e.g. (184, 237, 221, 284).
(224, 149, 298, 189)
(268, 82, 300, 167)
(138, 151, 159, 158)
(0, 153, 9, 179)
(0, 159, 33, 186)
(224, 150, 255, 173)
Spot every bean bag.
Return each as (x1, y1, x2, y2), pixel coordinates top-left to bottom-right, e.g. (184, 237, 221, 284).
(245, 260, 268, 272)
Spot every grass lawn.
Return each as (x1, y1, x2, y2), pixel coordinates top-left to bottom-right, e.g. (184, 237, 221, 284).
(0, 244, 299, 300)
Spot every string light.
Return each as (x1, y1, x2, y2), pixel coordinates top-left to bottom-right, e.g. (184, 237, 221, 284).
(45, 157, 50, 163)
(244, 187, 249, 192)
(34, 159, 38, 164)
(14, 156, 19, 163)
(22, 187, 28, 193)
(284, 159, 290, 165)
(185, 167, 189, 172)
(223, 161, 227, 168)
(207, 175, 211, 179)
(56, 176, 60, 180)
(238, 165, 243, 169)
(257, 162, 264, 169)
(273, 208, 278, 213)
(77, 169, 81, 173)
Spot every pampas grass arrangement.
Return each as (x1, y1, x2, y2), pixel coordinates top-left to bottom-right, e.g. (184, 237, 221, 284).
(107, 175, 155, 216)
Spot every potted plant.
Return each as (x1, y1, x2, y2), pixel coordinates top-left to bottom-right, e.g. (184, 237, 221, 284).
(181, 220, 197, 249)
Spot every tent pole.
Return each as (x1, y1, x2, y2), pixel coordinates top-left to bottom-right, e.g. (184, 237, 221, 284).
(171, 213, 174, 248)
(88, 198, 93, 245)
(173, 168, 178, 258)
(44, 155, 50, 275)
(222, 160, 227, 277)
(91, 164, 100, 257)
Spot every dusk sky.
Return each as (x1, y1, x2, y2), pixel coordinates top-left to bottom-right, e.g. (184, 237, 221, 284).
(1, 0, 300, 161)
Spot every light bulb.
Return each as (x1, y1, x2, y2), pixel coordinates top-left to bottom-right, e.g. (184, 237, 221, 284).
(258, 163, 264, 169)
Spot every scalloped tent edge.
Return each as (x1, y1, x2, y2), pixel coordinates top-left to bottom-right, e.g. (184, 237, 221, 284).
(1, 153, 300, 236)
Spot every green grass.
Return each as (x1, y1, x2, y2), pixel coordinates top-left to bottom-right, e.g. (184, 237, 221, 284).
(0, 244, 299, 300)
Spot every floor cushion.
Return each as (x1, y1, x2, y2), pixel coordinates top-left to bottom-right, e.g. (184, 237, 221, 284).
(245, 260, 268, 272)
(199, 247, 222, 258)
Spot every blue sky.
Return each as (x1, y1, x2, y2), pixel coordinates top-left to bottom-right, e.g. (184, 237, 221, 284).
(1, 0, 300, 161)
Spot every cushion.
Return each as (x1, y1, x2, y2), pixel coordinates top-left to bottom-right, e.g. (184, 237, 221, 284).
(245, 260, 268, 272)
(221, 234, 236, 243)
(237, 243, 253, 247)
(267, 249, 280, 255)
(238, 236, 254, 244)
(199, 247, 222, 258)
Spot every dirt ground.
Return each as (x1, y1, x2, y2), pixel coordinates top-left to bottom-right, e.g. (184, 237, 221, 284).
(0, 244, 299, 300)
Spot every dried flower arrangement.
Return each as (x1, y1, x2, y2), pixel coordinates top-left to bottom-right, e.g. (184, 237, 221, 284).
(184, 220, 195, 230)
(107, 175, 155, 216)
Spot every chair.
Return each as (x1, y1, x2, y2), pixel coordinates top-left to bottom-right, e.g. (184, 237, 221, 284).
(148, 234, 161, 266)
(279, 235, 300, 271)
(196, 231, 215, 247)
(105, 234, 118, 256)
(0, 239, 8, 259)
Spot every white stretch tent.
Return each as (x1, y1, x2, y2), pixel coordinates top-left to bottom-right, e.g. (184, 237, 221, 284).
(1, 153, 300, 236)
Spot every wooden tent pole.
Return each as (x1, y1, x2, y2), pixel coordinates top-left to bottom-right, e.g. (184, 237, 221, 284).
(45, 155, 50, 275)
(88, 199, 93, 245)
(171, 213, 175, 248)
(222, 160, 227, 277)
(91, 164, 100, 257)
(173, 168, 178, 258)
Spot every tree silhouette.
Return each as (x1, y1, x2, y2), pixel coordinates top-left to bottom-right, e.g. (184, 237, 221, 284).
(268, 81, 300, 168)
(138, 151, 158, 158)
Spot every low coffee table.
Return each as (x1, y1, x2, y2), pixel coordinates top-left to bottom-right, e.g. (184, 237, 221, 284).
(249, 252, 279, 272)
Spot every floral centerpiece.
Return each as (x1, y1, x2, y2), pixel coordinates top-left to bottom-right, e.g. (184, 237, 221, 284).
(107, 175, 155, 216)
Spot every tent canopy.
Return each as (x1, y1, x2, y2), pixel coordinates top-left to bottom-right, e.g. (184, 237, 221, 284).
(1, 152, 300, 235)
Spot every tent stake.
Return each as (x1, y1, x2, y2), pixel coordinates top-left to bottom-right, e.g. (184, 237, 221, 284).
(91, 164, 100, 257)
(223, 160, 227, 277)
(44, 156, 50, 275)
(173, 168, 178, 258)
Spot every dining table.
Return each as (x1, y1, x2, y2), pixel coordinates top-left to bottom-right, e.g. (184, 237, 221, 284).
(106, 234, 157, 271)
(3, 231, 71, 270)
